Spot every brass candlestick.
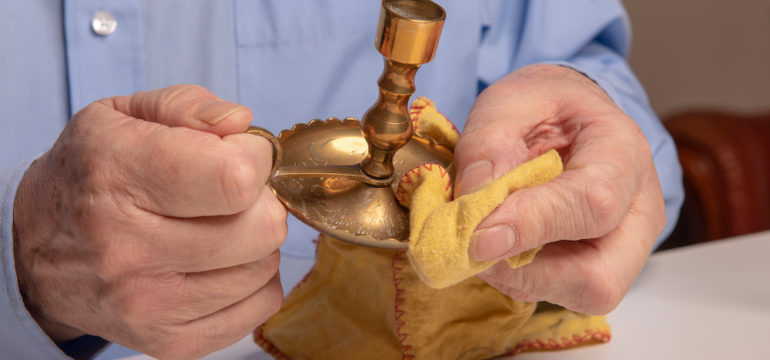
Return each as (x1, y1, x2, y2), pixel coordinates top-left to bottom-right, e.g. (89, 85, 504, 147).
(361, 0, 445, 179)
(252, 0, 449, 249)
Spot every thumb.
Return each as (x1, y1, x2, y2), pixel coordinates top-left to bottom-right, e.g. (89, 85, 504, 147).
(103, 84, 252, 137)
(453, 119, 531, 263)
(453, 122, 529, 197)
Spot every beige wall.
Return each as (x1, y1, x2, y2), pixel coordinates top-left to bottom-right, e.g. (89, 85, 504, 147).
(623, 0, 770, 119)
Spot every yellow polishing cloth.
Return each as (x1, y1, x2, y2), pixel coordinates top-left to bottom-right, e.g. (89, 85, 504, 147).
(401, 96, 562, 288)
(254, 97, 610, 359)
(408, 97, 460, 150)
(398, 149, 562, 289)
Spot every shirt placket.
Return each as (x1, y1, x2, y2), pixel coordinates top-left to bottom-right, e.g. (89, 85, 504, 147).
(63, 0, 145, 115)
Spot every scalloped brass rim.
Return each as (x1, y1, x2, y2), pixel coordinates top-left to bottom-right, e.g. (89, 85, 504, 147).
(266, 117, 452, 249)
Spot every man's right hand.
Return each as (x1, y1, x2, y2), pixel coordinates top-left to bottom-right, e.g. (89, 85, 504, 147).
(12, 85, 287, 359)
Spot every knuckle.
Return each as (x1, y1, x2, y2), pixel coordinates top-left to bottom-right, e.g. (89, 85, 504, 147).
(502, 287, 539, 303)
(115, 297, 145, 324)
(585, 284, 623, 315)
(631, 196, 666, 237)
(80, 207, 168, 279)
(155, 84, 211, 122)
(68, 209, 100, 263)
(631, 124, 652, 156)
(114, 291, 159, 326)
(266, 296, 283, 319)
(637, 139, 653, 162)
(264, 191, 285, 218)
(220, 155, 261, 213)
(71, 208, 131, 277)
(259, 192, 288, 249)
(72, 102, 102, 126)
(626, 123, 653, 170)
(267, 194, 288, 231)
(501, 190, 545, 250)
(262, 281, 284, 318)
(175, 83, 208, 95)
(114, 278, 187, 331)
(577, 264, 624, 315)
(148, 337, 204, 360)
(78, 98, 120, 122)
(655, 207, 666, 234)
(259, 251, 281, 277)
(160, 84, 209, 105)
(93, 242, 157, 280)
(652, 188, 667, 235)
(584, 178, 623, 236)
(71, 202, 104, 239)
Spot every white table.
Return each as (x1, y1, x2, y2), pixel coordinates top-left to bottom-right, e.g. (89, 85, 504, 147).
(515, 230, 770, 360)
(123, 230, 770, 360)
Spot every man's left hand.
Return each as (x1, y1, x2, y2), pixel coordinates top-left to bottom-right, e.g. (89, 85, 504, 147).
(454, 64, 665, 315)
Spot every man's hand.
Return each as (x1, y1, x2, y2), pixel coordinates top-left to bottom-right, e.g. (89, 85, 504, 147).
(454, 65, 665, 315)
(12, 85, 287, 359)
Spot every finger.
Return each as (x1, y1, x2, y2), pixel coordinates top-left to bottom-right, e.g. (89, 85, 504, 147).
(164, 252, 281, 323)
(468, 115, 647, 262)
(134, 274, 284, 360)
(88, 85, 271, 217)
(160, 186, 288, 272)
(479, 273, 539, 303)
(181, 274, 283, 359)
(104, 84, 253, 137)
(453, 112, 530, 197)
(120, 129, 274, 217)
(479, 170, 665, 314)
(453, 68, 577, 197)
(453, 64, 621, 198)
(103, 185, 287, 274)
(105, 252, 280, 327)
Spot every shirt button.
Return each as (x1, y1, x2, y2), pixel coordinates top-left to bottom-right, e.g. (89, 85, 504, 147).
(91, 11, 117, 36)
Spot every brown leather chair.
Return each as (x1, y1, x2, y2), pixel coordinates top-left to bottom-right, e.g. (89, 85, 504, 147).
(661, 112, 770, 250)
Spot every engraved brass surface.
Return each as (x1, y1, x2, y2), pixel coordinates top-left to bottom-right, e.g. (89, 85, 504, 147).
(268, 118, 452, 249)
(246, 0, 448, 249)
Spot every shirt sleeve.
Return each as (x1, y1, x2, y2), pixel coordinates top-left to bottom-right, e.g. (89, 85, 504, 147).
(478, 0, 684, 248)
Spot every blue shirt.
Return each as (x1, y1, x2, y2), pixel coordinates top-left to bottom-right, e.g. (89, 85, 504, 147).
(0, 0, 683, 358)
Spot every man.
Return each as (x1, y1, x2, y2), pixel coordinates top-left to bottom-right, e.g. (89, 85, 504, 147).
(0, 1, 683, 359)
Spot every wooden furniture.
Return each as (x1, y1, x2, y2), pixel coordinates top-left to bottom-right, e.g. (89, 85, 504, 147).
(662, 112, 770, 249)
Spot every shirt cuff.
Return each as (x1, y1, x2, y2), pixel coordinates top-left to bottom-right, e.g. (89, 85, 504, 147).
(0, 159, 106, 359)
(540, 60, 625, 111)
(58, 335, 111, 359)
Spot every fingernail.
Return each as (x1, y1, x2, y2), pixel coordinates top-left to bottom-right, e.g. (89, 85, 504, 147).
(194, 99, 245, 125)
(456, 160, 494, 195)
(469, 224, 516, 262)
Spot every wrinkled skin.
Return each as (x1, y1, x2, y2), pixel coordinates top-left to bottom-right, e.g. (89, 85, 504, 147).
(454, 64, 665, 315)
(13, 85, 287, 359)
